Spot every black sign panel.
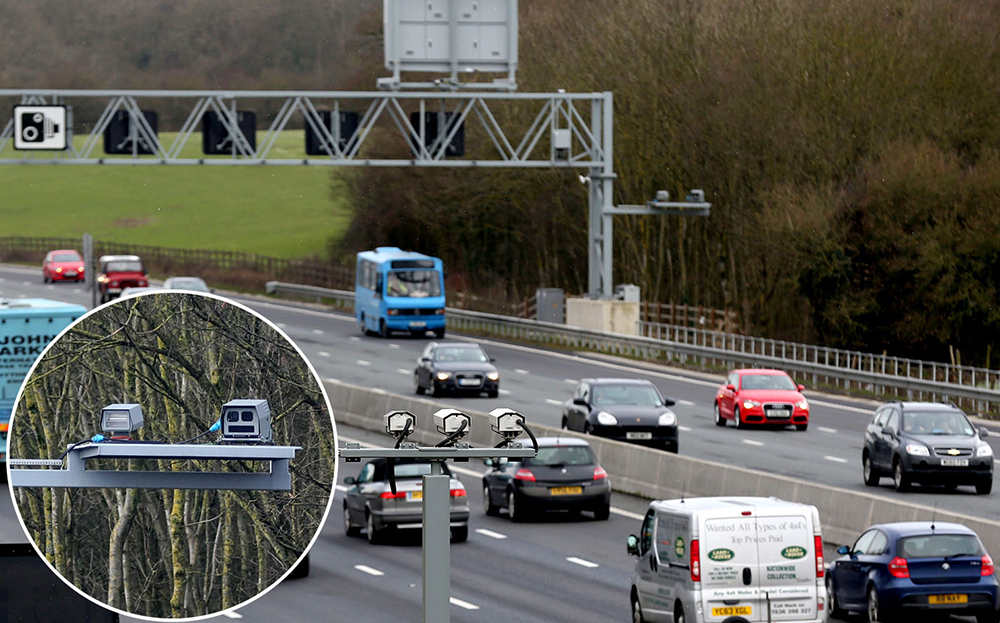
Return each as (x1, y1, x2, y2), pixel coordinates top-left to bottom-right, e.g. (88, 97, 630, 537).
(104, 110, 158, 155)
(409, 112, 464, 158)
(305, 111, 359, 156)
(202, 110, 256, 155)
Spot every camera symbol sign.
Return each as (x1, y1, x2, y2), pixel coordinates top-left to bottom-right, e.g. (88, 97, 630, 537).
(13, 105, 68, 150)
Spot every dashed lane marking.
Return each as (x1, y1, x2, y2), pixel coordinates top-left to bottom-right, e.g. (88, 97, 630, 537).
(742, 439, 765, 447)
(818, 426, 838, 434)
(475, 528, 508, 540)
(545, 399, 562, 406)
(450, 598, 479, 610)
(566, 557, 599, 569)
(355, 565, 385, 577)
(318, 351, 331, 357)
(824, 456, 849, 464)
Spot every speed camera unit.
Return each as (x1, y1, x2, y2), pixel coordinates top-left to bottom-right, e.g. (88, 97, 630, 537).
(384, 410, 416, 436)
(488, 407, 524, 438)
(221, 399, 273, 444)
(433, 408, 471, 438)
(101, 404, 145, 435)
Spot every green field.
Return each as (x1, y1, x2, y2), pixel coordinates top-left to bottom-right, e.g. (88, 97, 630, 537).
(0, 130, 352, 259)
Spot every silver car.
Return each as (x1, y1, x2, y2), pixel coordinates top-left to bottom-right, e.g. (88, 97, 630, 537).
(342, 458, 470, 544)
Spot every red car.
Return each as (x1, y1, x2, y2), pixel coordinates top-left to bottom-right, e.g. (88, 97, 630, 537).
(42, 249, 85, 283)
(97, 254, 148, 303)
(714, 368, 810, 431)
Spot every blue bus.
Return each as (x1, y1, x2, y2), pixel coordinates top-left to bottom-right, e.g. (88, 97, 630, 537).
(355, 247, 446, 338)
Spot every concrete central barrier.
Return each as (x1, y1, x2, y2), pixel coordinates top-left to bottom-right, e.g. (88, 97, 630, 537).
(324, 379, 1000, 554)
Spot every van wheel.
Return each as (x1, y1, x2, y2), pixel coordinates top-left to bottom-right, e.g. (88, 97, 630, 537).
(714, 402, 726, 427)
(630, 594, 645, 623)
(976, 478, 993, 495)
(863, 453, 880, 486)
(434, 327, 445, 339)
(379, 319, 388, 338)
(674, 602, 685, 623)
(359, 314, 369, 336)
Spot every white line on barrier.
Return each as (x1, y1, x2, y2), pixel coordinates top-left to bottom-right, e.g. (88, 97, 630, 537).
(742, 439, 765, 447)
(566, 557, 599, 569)
(611, 507, 645, 521)
(824, 456, 849, 464)
(355, 565, 385, 577)
(450, 598, 479, 610)
(545, 399, 562, 406)
(357, 360, 371, 366)
(475, 528, 508, 540)
(818, 427, 838, 434)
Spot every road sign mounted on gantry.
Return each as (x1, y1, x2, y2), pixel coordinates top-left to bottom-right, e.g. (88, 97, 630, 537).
(13, 105, 67, 150)
(382, 0, 519, 90)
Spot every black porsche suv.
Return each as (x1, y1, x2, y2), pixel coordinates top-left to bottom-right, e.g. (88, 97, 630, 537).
(862, 401, 994, 494)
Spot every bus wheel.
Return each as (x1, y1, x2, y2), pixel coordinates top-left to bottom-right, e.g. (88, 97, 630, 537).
(434, 327, 445, 339)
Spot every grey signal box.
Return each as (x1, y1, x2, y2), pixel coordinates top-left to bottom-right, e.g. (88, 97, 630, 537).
(221, 399, 272, 444)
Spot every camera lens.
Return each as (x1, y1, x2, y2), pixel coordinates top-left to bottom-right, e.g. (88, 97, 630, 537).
(226, 411, 239, 422)
(241, 411, 254, 422)
(32, 113, 43, 123)
(22, 126, 38, 141)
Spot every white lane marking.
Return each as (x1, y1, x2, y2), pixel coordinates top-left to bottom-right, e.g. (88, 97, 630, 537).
(566, 557, 600, 569)
(808, 398, 873, 415)
(611, 507, 645, 521)
(677, 400, 695, 406)
(475, 528, 508, 540)
(349, 336, 360, 342)
(221, 611, 243, 619)
(313, 329, 324, 335)
(818, 426, 838, 434)
(354, 565, 385, 577)
(679, 426, 692, 432)
(514, 368, 529, 375)
(824, 456, 849, 464)
(389, 343, 401, 349)
(335, 484, 348, 492)
(21, 281, 30, 286)
(72, 288, 81, 293)
(545, 399, 563, 406)
(742, 439, 765, 447)
(318, 351, 331, 357)
(450, 598, 479, 610)
(357, 360, 371, 367)
(498, 388, 511, 395)
(397, 368, 411, 375)
(564, 379, 579, 384)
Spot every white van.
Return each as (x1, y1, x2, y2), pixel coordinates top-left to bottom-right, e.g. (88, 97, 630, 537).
(626, 496, 827, 623)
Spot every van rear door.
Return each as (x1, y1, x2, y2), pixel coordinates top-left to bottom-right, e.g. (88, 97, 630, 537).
(700, 505, 762, 622)
(754, 507, 819, 621)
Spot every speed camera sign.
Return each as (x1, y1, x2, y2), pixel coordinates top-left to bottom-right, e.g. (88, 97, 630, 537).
(13, 105, 68, 150)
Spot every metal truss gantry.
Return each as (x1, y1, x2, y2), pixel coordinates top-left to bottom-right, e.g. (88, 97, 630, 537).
(0, 88, 617, 297)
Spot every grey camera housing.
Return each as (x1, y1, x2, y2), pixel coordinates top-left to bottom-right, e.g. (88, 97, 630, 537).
(384, 410, 416, 436)
(221, 399, 273, 444)
(488, 408, 524, 436)
(101, 404, 145, 435)
(433, 408, 471, 437)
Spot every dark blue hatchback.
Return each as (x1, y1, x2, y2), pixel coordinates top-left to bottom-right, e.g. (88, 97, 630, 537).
(826, 521, 999, 622)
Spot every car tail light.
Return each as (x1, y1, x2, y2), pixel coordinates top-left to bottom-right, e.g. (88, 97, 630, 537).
(691, 539, 701, 582)
(514, 468, 535, 482)
(983, 555, 995, 576)
(593, 466, 608, 480)
(815, 535, 825, 578)
(0, 423, 8, 433)
(450, 488, 466, 498)
(888, 556, 909, 578)
(379, 491, 406, 499)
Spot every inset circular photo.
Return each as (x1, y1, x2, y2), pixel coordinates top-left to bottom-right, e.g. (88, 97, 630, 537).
(5, 291, 337, 620)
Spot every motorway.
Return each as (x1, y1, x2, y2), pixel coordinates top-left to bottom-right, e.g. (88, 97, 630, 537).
(1, 263, 996, 622)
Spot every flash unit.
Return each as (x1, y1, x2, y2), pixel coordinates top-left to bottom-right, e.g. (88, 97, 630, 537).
(101, 404, 144, 435)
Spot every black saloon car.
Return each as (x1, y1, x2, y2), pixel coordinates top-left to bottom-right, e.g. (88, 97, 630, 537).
(482, 437, 611, 521)
(561, 378, 679, 452)
(862, 401, 994, 494)
(413, 341, 499, 398)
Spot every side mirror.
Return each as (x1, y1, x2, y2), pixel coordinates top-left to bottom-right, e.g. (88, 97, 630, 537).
(626, 534, 640, 556)
(210, 288, 217, 294)
(663, 397, 676, 407)
(484, 459, 494, 467)
(797, 384, 805, 392)
(980, 427, 990, 439)
(726, 384, 736, 392)
(343, 476, 356, 485)
(489, 356, 496, 363)
(420, 357, 431, 364)
(573, 397, 587, 406)
(837, 545, 849, 555)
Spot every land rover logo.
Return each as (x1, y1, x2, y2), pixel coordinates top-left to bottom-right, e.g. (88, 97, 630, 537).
(708, 548, 735, 562)
(675, 537, 685, 558)
(781, 546, 807, 560)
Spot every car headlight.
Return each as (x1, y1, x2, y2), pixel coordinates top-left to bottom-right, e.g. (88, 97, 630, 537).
(387, 309, 400, 316)
(796, 400, 809, 410)
(595, 411, 618, 426)
(436, 372, 451, 381)
(433, 308, 445, 315)
(905, 443, 930, 456)
(977, 445, 994, 457)
(55, 267, 63, 273)
(742, 400, 760, 409)
(658, 411, 677, 427)
(486, 371, 499, 381)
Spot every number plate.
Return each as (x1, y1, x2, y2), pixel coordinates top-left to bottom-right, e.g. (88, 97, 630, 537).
(712, 606, 751, 617)
(408, 491, 423, 501)
(459, 378, 480, 386)
(550, 486, 583, 496)
(626, 431, 653, 440)
(929, 594, 967, 605)
(64, 271, 77, 277)
(766, 408, 791, 418)
(940, 458, 969, 467)
(409, 321, 426, 328)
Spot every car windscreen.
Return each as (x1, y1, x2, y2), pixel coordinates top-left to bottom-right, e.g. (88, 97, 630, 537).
(435, 347, 488, 363)
(901, 411, 976, 436)
(386, 269, 441, 297)
(591, 384, 662, 406)
(52, 253, 80, 262)
(104, 260, 143, 273)
(393, 462, 451, 478)
(741, 374, 796, 390)
(167, 278, 209, 291)
(524, 446, 594, 467)
(898, 534, 984, 558)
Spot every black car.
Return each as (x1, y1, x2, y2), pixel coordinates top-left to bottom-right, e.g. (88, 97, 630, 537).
(413, 341, 499, 398)
(482, 437, 611, 521)
(862, 401, 994, 494)
(561, 378, 679, 452)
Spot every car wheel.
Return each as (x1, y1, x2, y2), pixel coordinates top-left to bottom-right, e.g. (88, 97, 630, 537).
(827, 577, 846, 619)
(593, 504, 611, 521)
(483, 484, 500, 516)
(674, 603, 685, 623)
(451, 525, 469, 543)
(735, 406, 746, 429)
(976, 609, 1000, 623)
(508, 490, 528, 523)
(344, 505, 360, 537)
(893, 458, 911, 492)
(713, 402, 726, 427)
(429, 380, 440, 398)
(796, 423, 808, 431)
(42, 273, 48, 284)
(414, 373, 425, 395)
(867, 584, 888, 622)
(365, 511, 383, 545)
(863, 453, 880, 487)
(561, 416, 568, 429)
(488, 389, 498, 398)
(631, 594, 645, 623)
(976, 478, 993, 495)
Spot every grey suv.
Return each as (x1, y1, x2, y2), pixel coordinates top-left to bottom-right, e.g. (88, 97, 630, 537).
(862, 401, 994, 494)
